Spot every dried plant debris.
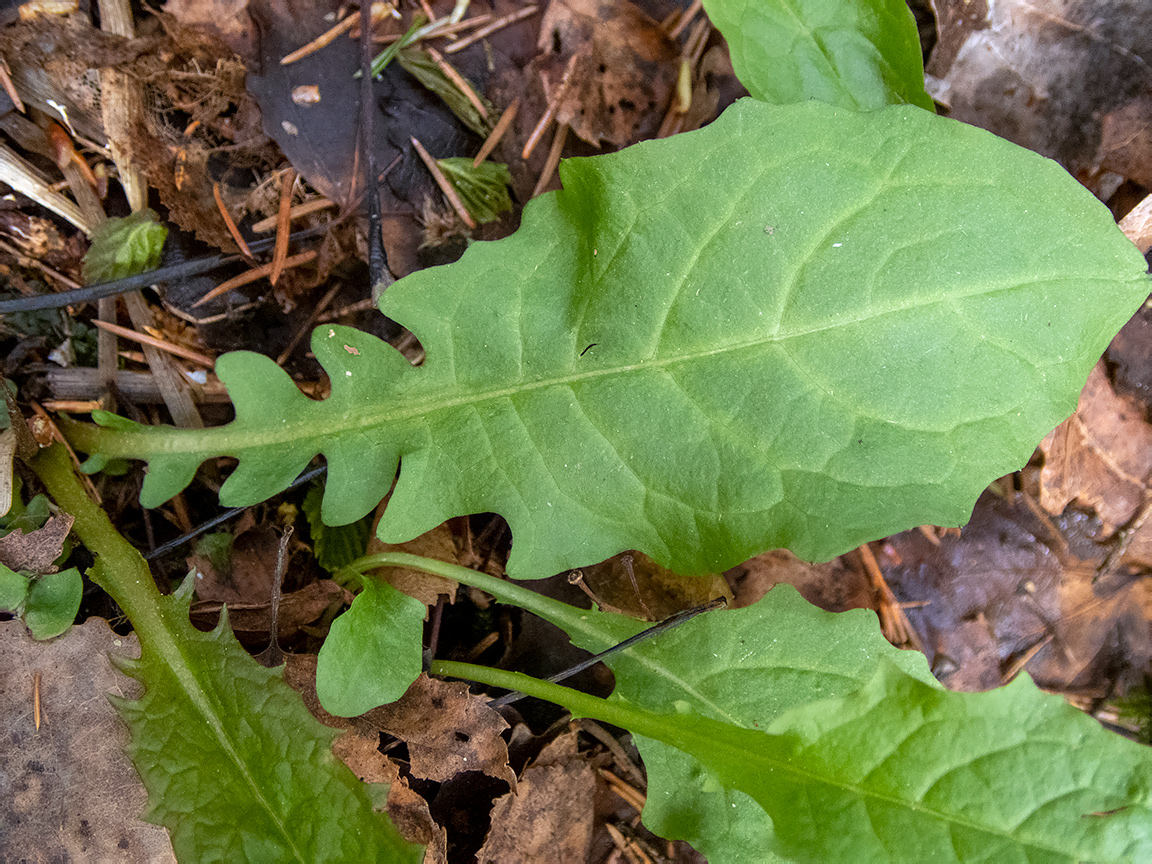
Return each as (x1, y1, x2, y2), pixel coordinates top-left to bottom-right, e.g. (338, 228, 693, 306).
(0, 619, 176, 862)
(477, 731, 594, 864)
(927, 0, 1152, 185)
(0, 511, 72, 573)
(248, 0, 479, 214)
(530, 0, 678, 148)
(1040, 360, 1152, 533)
(879, 490, 1152, 696)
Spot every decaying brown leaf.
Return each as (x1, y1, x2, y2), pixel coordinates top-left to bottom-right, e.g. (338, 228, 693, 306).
(368, 503, 460, 607)
(477, 730, 594, 864)
(0, 618, 176, 862)
(927, 0, 1152, 186)
(529, 0, 677, 148)
(1040, 361, 1152, 533)
(0, 512, 72, 573)
(369, 673, 516, 789)
(881, 491, 1152, 694)
(284, 660, 516, 789)
(724, 547, 873, 612)
(575, 549, 731, 621)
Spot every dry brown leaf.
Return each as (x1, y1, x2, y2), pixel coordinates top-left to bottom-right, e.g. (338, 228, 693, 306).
(530, 0, 677, 148)
(368, 502, 459, 608)
(0, 512, 73, 573)
(577, 549, 731, 620)
(0, 618, 176, 862)
(880, 491, 1152, 694)
(369, 673, 516, 790)
(191, 578, 348, 640)
(927, 0, 1152, 184)
(477, 730, 594, 864)
(724, 547, 872, 612)
(1039, 361, 1152, 532)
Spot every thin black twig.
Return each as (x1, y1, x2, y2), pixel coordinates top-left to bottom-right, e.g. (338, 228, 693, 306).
(144, 465, 327, 560)
(486, 597, 728, 709)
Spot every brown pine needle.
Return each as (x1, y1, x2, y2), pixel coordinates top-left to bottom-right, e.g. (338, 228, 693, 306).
(473, 97, 519, 167)
(523, 52, 579, 160)
(667, 0, 702, 39)
(90, 318, 216, 367)
(426, 46, 488, 122)
(250, 197, 337, 233)
(532, 122, 567, 198)
(192, 250, 318, 308)
(444, 4, 539, 54)
(212, 181, 252, 258)
(858, 542, 921, 650)
(270, 167, 295, 286)
(33, 671, 41, 730)
(0, 57, 24, 113)
(283, 3, 397, 64)
(410, 136, 476, 229)
(281, 9, 358, 65)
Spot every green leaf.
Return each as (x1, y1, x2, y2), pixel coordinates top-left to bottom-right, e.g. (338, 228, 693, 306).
(22, 566, 82, 640)
(32, 444, 422, 863)
(438, 158, 513, 224)
(702, 0, 934, 111)
(435, 655, 1152, 863)
(67, 99, 1149, 578)
(82, 209, 168, 283)
(302, 481, 371, 572)
(315, 574, 425, 717)
(0, 562, 29, 611)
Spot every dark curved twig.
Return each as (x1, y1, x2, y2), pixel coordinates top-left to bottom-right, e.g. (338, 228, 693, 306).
(0, 224, 335, 315)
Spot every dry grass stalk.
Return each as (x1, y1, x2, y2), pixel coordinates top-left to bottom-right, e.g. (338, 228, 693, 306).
(213, 181, 252, 258)
(251, 197, 337, 233)
(667, 0, 702, 39)
(426, 46, 488, 121)
(532, 122, 568, 198)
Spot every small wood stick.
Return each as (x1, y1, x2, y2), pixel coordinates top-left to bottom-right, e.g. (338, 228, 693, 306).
(473, 97, 519, 167)
(269, 167, 295, 286)
(667, 0, 702, 39)
(444, 4, 539, 53)
(416, 0, 435, 20)
(212, 182, 253, 258)
(90, 318, 217, 367)
(523, 52, 579, 160)
(192, 250, 318, 307)
(426, 46, 488, 121)
(531, 122, 567, 198)
(410, 136, 476, 228)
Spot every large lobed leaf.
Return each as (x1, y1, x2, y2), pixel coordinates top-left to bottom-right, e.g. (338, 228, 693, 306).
(702, 0, 934, 111)
(70, 98, 1149, 579)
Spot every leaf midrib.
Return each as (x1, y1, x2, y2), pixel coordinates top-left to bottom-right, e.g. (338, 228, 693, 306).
(119, 274, 1098, 459)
